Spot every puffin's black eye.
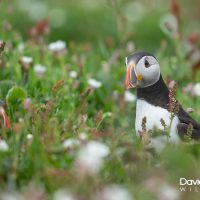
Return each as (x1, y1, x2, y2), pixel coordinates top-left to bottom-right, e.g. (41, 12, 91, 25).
(144, 59, 150, 68)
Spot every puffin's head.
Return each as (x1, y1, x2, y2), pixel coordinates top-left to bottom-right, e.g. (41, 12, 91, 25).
(125, 52, 160, 89)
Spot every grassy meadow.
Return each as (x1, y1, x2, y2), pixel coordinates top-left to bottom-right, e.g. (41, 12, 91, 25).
(0, 0, 200, 199)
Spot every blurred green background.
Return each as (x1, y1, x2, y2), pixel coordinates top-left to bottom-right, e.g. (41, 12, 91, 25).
(0, 1, 200, 199)
(0, 0, 199, 51)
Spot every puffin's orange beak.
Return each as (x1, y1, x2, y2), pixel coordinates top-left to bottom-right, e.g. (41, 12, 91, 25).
(125, 64, 136, 89)
(125, 62, 143, 89)
(0, 107, 10, 129)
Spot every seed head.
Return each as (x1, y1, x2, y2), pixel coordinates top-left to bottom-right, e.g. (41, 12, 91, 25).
(160, 118, 167, 129)
(168, 80, 179, 114)
(142, 116, 147, 132)
(184, 123, 193, 142)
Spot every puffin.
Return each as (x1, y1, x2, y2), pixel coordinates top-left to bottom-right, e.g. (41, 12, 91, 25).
(124, 52, 200, 143)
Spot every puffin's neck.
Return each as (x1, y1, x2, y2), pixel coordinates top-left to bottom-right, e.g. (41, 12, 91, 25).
(137, 75, 169, 109)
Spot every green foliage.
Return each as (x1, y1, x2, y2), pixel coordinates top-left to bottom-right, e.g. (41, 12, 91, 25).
(0, 80, 16, 99)
(6, 86, 27, 109)
(0, 0, 199, 199)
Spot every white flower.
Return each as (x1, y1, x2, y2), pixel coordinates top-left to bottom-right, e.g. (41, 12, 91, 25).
(34, 64, 46, 73)
(34, 64, 46, 78)
(62, 138, 80, 149)
(88, 79, 102, 88)
(53, 189, 75, 200)
(69, 71, 77, 78)
(78, 132, 88, 140)
(124, 91, 136, 102)
(126, 41, 135, 53)
(18, 118, 24, 123)
(186, 107, 194, 113)
(158, 184, 180, 200)
(27, 134, 33, 140)
(97, 185, 133, 200)
(0, 140, 9, 152)
(193, 83, 200, 96)
(105, 112, 112, 117)
(21, 56, 33, 64)
(17, 43, 24, 52)
(160, 14, 178, 38)
(82, 141, 109, 158)
(76, 141, 110, 174)
(150, 136, 167, 153)
(48, 40, 66, 52)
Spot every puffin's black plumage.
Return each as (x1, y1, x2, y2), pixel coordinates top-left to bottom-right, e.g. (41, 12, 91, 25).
(127, 52, 156, 65)
(137, 75, 169, 109)
(137, 75, 200, 139)
(177, 107, 200, 139)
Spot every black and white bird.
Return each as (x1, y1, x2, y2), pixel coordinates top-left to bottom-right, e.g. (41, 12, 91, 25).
(124, 52, 200, 143)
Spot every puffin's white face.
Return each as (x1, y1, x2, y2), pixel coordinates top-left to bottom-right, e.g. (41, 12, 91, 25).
(125, 53, 160, 89)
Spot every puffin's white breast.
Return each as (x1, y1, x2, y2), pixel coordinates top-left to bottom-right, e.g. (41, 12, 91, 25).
(135, 99, 180, 143)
